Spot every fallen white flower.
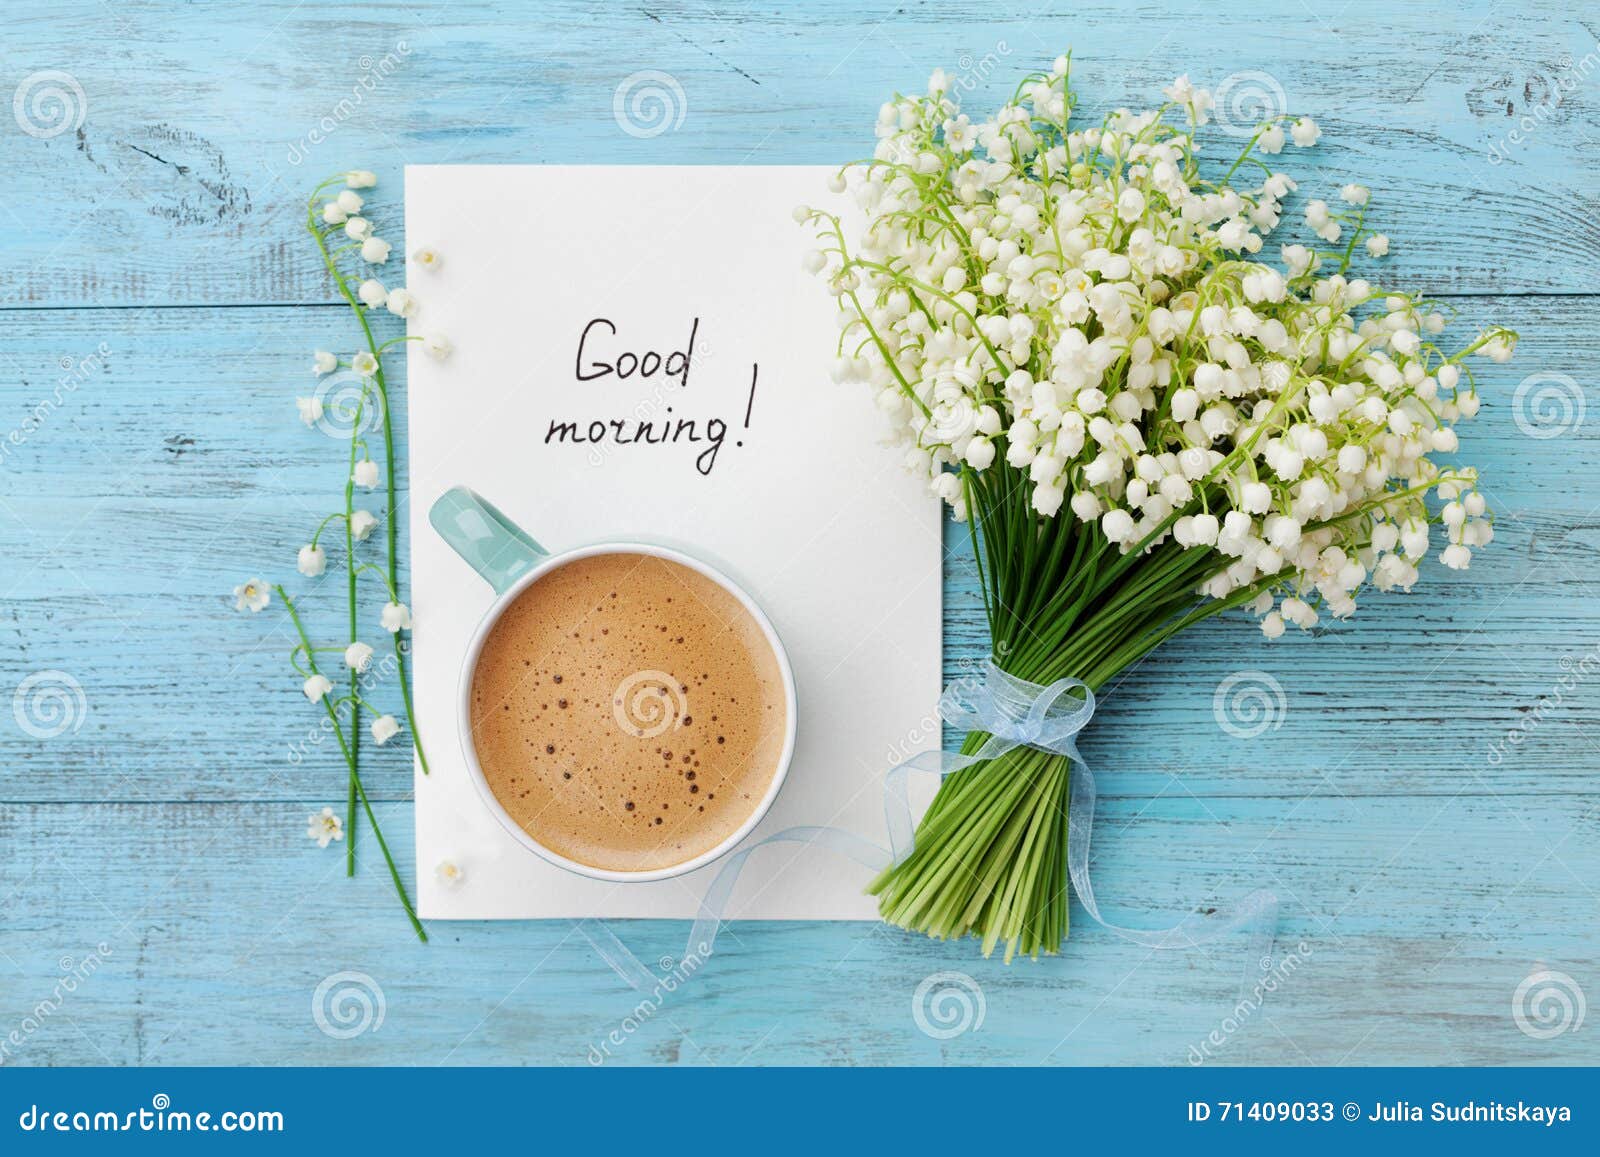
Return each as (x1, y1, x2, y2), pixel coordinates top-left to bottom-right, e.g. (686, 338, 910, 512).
(233, 578, 269, 613)
(307, 806, 344, 847)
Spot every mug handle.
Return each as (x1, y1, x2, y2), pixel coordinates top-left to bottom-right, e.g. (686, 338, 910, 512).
(428, 487, 547, 595)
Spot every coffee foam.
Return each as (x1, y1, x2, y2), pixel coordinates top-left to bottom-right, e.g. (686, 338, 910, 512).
(469, 551, 787, 872)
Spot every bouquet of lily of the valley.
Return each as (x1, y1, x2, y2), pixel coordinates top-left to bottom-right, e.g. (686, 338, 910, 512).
(801, 56, 1515, 960)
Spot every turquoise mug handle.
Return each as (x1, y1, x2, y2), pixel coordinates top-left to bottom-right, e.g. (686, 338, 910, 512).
(429, 487, 547, 595)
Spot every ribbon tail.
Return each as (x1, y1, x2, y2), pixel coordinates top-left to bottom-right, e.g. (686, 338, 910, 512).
(685, 825, 890, 965)
(584, 828, 892, 994)
(575, 919, 661, 993)
(1067, 759, 1279, 967)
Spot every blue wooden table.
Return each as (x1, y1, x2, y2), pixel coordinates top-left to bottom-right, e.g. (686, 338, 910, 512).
(2, 1, 1597, 1066)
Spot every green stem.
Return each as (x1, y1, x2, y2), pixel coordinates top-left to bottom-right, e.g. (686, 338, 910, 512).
(306, 191, 429, 775)
(343, 375, 361, 875)
(277, 586, 426, 942)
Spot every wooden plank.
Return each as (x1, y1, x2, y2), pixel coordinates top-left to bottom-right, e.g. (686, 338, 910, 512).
(0, 797, 1593, 1066)
(0, 2, 1597, 307)
(2, 297, 1593, 801)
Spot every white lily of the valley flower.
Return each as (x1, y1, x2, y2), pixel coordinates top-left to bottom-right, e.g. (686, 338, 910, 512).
(423, 333, 452, 359)
(351, 351, 379, 378)
(435, 860, 465, 888)
(381, 601, 412, 632)
(809, 61, 1515, 639)
(233, 578, 270, 613)
(361, 237, 391, 263)
(344, 641, 374, 672)
(303, 674, 333, 703)
(297, 544, 327, 576)
(349, 510, 378, 540)
(345, 170, 377, 188)
(357, 279, 388, 309)
(312, 350, 337, 375)
(353, 459, 380, 488)
(384, 287, 418, 318)
(371, 714, 400, 744)
(296, 396, 324, 427)
(344, 217, 372, 241)
(307, 806, 344, 847)
(336, 189, 364, 214)
(321, 202, 348, 225)
(411, 246, 442, 271)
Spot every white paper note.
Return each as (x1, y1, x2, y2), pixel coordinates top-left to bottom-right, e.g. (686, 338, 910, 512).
(406, 165, 941, 920)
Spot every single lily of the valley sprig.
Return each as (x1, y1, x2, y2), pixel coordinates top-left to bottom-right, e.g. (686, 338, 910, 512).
(303, 169, 444, 805)
(237, 169, 447, 937)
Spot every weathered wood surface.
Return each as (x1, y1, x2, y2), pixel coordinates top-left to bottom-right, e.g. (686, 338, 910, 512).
(1, 798, 1594, 1066)
(1, 0, 1597, 1067)
(2, 2, 1600, 304)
